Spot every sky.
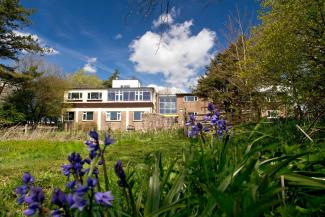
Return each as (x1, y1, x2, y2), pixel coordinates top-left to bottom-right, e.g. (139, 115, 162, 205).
(19, 0, 260, 91)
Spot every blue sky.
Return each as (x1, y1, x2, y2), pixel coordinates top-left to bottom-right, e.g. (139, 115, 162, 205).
(19, 0, 260, 90)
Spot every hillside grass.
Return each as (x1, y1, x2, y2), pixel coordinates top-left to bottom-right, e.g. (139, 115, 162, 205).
(0, 129, 187, 216)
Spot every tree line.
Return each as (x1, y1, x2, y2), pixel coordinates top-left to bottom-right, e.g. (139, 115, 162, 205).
(194, 0, 325, 121)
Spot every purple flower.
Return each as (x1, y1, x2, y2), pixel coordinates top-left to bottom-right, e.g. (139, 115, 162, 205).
(74, 184, 88, 196)
(104, 133, 115, 146)
(188, 125, 200, 138)
(114, 160, 127, 187)
(24, 187, 45, 205)
(85, 140, 99, 152)
(66, 180, 76, 190)
(68, 194, 87, 211)
(51, 188, 67, 207)
(208, 103, 215, 112)
(89, 150, 97, 159)
(22, 172, 34, 185)
(211, 114, 220, 126)
(23, 203, 41, 216)
(89, 130, 99, 141)
(51, 209, 63, 217)
(95, 191, 114, 206)
(87, 177, 97, 188)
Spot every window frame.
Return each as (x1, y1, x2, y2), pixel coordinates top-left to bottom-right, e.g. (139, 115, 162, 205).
(133, 111, 144, 121)
(82, 111, 94, 121)
(64, 112, 75, 121)
(106, 111, 122, 121)
(184, 95, 198, 102)
(68, 92, 83, 100)
(87, 92, 102, 100)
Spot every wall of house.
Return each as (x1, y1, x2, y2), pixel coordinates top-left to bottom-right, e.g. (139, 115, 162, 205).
(176, 96, 208, 125)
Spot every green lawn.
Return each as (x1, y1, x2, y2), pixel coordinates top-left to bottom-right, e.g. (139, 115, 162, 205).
(0, 129, 187, 216)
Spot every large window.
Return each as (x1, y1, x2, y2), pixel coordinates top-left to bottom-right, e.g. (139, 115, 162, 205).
(184, 96, 198, 102)
(64, 112, 74, 121)
(68, 92, 82, 100)
(107, 90, 151, 102)
(82, 112, 93, 121)
(159, 96, 177, 114)
(106, 111, 121, 121)
(133, 111, 143, 121)
(87, 92, 102, 100)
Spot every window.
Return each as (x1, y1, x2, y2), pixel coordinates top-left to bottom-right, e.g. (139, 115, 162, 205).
(108, 91, 115, 101)
(87, 92, 102, 100)
(64, 112, 74, 121)
(106, 111, 121, 121)
(82, 112, 93, 121)
(121, 85, 130, 88)
(115, 91, 123, 101)
(267, 110, 278, 119)
(133, 111, 143, 121)
(159, 96, 177, 114)
(184, 96, 198, 102)
(123, 91, 130, 101)
(129, 91, 135, 101)
(135, 91, 143, 101)
(68, 92, 82, 100)
(188, 112, 198, 116)
(143, 91, 151, 101)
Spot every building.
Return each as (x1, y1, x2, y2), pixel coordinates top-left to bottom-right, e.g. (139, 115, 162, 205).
(63, 80, 207, 131)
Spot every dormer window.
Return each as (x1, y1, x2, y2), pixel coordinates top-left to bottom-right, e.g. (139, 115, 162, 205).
(68, 92, 82, 100)
(87, 92, 102, 101)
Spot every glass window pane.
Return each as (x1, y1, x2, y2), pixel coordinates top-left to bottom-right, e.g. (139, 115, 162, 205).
(143, 92, 151, 101)
(108, 92, 115, 101)
(123, 91, 129, 101)
(129, 91, 135, 101)
(134, 111, 142, 121)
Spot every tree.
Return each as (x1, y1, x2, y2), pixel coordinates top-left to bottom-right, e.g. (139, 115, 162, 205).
(245, 0, 325, 118)
(0, 57, 70, 126)
(67, 69, 103, 88)
(0, 0, 43, 96)
(103, 69, 120, 88)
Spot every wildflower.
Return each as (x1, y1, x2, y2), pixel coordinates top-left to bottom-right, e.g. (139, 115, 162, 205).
(68, 193, 87, 211)
(22, 172, 34, 185)
(95, 191, 114, 206)
(23, 203, 41, 216)
(62, 152, 84, 177)
(208, 103, 215, 112)
(87, 177, 97, 189)
(114, 160, 127, 187)
(89, 130, 99, 141)
(85, 140, 99, 152)
(104, 133, 115, 146)
(51, 209, 64, 217)
(51, 188, 67, 207)
(66, 180, 76, 190)
(74, 184, 89, 196)
(188, 124, 200, 138)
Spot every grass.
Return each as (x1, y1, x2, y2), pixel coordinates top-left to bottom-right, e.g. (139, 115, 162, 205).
(0, 129, 187, 217)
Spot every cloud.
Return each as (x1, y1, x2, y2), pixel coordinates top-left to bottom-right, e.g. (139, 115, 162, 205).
(13, 30, 60, 55)
(129, 15, 216, 88)
(83, 57, 97, 73)
(114, 33, 123, 40)
(148, 84, 185, 94)
(152, 13, 174, 28)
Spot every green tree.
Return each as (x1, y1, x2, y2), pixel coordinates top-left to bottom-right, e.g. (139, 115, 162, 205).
(245, 0, 325, 118)
(67, 69, 103, 88)
(0, 0, 43, 95)
(103, 69, 120, 88)
(1, 58, 70, 125)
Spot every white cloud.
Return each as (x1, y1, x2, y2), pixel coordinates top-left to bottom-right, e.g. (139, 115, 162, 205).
(129, 17, 216, 88)
(153, 13, 174, 28)
(114, 33, 123, 40)
(83, 57, 97, 73)
(13, 30, 60, 55)
(148, 84, 185, 94)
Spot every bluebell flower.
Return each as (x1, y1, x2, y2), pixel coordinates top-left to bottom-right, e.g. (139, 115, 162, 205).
(89, 130, 99, 141)
(16, 185, 28, 204)
(95, 191, 114, 206)
(24, 187, 45, 205)
(22, 172, 34, 185)
(87, 177, 97, 189)
(208, 103, 215, 112)
(66, 180, 76, 190)
(188, 125, 200, 138)
(23, 203, 41, 216)
(85, 140, 99, 152)
(51, 209, 63, 217)
(211, 114, 220, 126)
(89, 150, 97, 159)
(62, 152, 85, 177)
(114, 160, 127, 187)
(51, 188, 67, 207)
(104, 133, 115, 146)
(74, 184, 88, 196)
(68, 193, 87, 211)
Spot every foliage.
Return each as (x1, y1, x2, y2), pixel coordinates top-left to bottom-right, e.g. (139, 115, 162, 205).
(67, 69, 103, 89)
(0, 0, 43, 94)
(103, 69, 120, 88)
(245, 0, 325, 118)
(1, 58, 70, 125)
